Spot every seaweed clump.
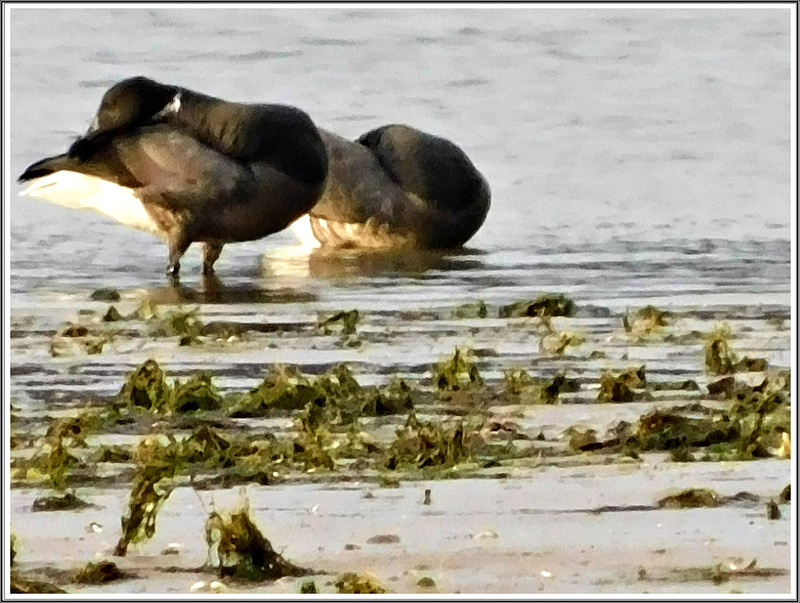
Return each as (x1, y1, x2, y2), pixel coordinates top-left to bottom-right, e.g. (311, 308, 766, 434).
(317, 310, 359, 335)
(657, 488, 720, 509)
(726, 375, 788, 458)
(359, 377, 415, 418)
(623, 305, 669, 336)
(499, 293, 574, 318)
(504, 370, 577, 404)
(118, 359, 171, 412)
(628, 408, 735, 451)
(205, 499, 308, 582)
(704, 324, 736, 375)
(171, 372, 223, 413)
(30, 414, 94, 492)
(74, 561, 126, 584)
(335, 572, 388, 594)
(235, 365, 322, 416)
(384, 413, 468, 470)
(591, 374, 789, 460)
(537, 314, 584, 356)
(433, 348, 483, 392)
(32, 492, 93, 513)
(453, 301, 488, 319)
(10, 577, 66, 594)
(181, 426, 294, 488)
(49, 322, 109, 357)
(114, 436, 183, 556)
(597, 366, 647, 403)
(152, 307, 204, 345)
(117, 359, 226, 415)
(299, 580, 318, 593)
(703, 324, 770, 376)
(234, 363, 412, 425)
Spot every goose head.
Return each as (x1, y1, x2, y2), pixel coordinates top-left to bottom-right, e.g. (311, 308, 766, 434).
(89, 76, 180, 134)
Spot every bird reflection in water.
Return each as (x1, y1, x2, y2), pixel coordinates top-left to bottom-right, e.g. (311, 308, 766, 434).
(263, 246, 487, 281)
(142, 245, 486, 305)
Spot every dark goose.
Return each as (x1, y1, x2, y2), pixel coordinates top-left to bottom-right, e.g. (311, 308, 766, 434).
(291, 125, 491, 250)
(18, 76, 328, 276)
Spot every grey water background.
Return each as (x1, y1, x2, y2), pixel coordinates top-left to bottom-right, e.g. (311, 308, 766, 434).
(8, 7, 793, 399)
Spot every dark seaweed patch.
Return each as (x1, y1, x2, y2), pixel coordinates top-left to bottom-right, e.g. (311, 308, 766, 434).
(205, 501, 308, 582)
(114, 436, 182, 557)
(499, 293, 574, 318)
(597, 366, 647, 403)
(335, 572, 388, 594)
(433, 348, 483, 392)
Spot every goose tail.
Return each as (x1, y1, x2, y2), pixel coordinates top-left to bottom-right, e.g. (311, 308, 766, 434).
(18, 158, 162, 236)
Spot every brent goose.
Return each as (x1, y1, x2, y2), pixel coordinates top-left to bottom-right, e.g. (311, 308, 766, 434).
(291, 125, 490, 249)
(18, 76, 328, 276)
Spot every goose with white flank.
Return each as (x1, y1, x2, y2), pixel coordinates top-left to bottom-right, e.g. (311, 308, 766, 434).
(293, 124, 491, 250)
(18, 76, 329, 277)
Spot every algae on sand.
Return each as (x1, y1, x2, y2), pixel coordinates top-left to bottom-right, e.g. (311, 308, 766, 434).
(234, 365, 322, 416)
(504, 369, 577, 404)
(114, 436, 183, 556)
(597, 366, 647, 403)
(623, 305, 669, 336)
(31, 414, 95, 491)
(205, 499, 308, 581)
(234, 363, 413, 426)
(10, 576, 67, 594)
(9, 536, 67, 594)
(433, 348, 484, 392)
(32, 492, 93, 513)
(384, 412, 468, 470)
(625, 408, 735, 452)
(118, 359, 171, 412)
(499, 293, 574, 318)
(317, 310, 359, 335)
(727, 375, 789, 458)
(453, 301, 488, 319)
(663, 561, 787, 585)
(117, 359, 228, 415)
(299, 580, 318, 594)
(657, 488, 720, 509)
(74, 561, 126, 584)
(152, 307, 204, 344)
(171, 372, 223, 413)
(704, 324, 737, 375)
(594, 375, 789, 460)
(335, 572, 388, 594)
(293, 402, 336, 473)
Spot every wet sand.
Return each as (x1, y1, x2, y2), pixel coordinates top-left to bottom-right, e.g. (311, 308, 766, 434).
(10, 460, 791, 594)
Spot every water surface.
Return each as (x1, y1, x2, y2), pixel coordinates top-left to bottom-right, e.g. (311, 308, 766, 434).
(7, 6, 793, 595)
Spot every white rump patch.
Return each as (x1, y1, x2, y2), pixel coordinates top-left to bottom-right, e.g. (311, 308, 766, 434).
(308, 216, 411, 249)
(19, 171, 163, 237)
(289, 214, 322, 249)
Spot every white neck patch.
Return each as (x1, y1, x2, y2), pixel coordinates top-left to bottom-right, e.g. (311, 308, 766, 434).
(155, 92, 182, 119)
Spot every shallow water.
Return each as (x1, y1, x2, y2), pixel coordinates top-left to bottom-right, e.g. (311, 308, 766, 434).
(7, 6, 794, 595)
(8, 7, 794, 397)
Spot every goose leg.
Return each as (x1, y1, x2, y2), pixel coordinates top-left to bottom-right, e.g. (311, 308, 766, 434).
(166, 230, 191, 277)
(202, 242, 224, 275)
